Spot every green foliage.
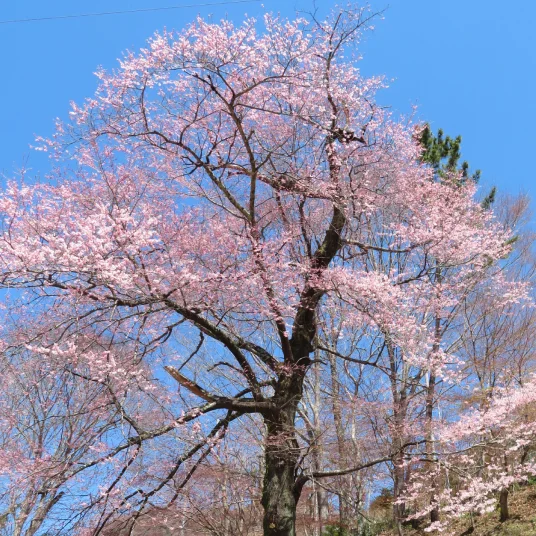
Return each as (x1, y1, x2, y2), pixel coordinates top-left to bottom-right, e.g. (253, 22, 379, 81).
(419, 125, 496, 211)
(420, 125, 462, 172)
(419, 125, 482, 184)
(527, 475, 536, 487)
(480, 185, 496, 210)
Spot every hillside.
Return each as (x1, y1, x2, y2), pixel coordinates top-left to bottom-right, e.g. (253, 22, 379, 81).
(393, 485, 536, 536)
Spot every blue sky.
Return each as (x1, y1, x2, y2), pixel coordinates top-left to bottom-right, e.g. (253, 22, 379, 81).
(1, 0, 534, 210)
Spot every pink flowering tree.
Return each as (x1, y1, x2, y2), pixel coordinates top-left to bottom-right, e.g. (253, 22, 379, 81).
(0, 340, 120, 535)
(0, 7, 522, 536)
(0, 307, 238, 535)
(401, 373, 536, 533)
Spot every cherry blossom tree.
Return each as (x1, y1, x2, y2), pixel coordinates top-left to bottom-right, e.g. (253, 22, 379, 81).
(0, 7, 523, 536)
(401, 372, 536, 534)
(395, 194, 536, 533)
(0, 340, 119, 535)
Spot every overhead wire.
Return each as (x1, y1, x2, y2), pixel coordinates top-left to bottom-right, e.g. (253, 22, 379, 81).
(0, 0, 262, 25)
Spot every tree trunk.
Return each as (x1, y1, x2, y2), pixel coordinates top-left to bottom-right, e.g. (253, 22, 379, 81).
(499, 453, 509, 522)
(328, 353, 350, 530)
(427, 273, 441, 526)
(499, 488, 509, 522)
(261, 370, 305, 536)
(425, 370, 439, 525)
(391, 395, 410, 536)
(393, 450, 406, 536)
(262, 419, 300, 536)
(310, 356, 327, 536)
(259, 199, 343, 535)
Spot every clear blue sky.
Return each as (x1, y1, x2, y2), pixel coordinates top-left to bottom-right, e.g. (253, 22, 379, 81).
(1, 0, 534, 209)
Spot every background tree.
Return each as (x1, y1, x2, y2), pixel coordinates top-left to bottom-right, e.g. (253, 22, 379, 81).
(0, 343, 119, 535)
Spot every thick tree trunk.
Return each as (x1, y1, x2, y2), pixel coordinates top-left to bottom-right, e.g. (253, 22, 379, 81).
(262, 415, 301, 536)
(262, 448, 298, 536)
(261, 369, 306, 536)
(259, 202, 344, 536)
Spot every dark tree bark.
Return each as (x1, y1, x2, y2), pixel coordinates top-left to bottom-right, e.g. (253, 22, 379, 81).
(261, 206, 345, 536)
(261, 384, 304, 536)
(262, 422, 301, 536)
(499, 488, 509, 522)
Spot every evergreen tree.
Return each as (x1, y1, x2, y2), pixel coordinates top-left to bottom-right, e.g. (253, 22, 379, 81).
(419, 124, 495, 208)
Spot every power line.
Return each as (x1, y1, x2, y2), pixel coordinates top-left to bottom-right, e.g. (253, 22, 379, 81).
(0, 0, 262, 25)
